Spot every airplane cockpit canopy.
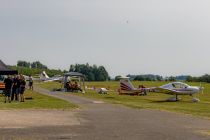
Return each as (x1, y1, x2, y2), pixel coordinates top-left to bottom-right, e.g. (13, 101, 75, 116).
(160, 82, 189, 89)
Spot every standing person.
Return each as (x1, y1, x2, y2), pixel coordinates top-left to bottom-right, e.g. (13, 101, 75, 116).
(74, 81, 82, 92)
(28, 75, 33, 90)
(139, 85, 147, 96)
(3, 75, 13, 103)
(15, 75, 21, 101)
(20, 75, 26, 102)
(11, 75, 17, 101)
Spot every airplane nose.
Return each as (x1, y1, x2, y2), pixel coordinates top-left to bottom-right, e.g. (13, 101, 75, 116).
(200, 87, 204, 91)
(194, 86, 204, 94)
(193, 87, 200, 93)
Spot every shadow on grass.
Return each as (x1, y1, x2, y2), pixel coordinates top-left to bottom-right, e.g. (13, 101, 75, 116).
(143, 98, 179, 103)
(148, 99, 192, 103)
(151, 100, 175, 103)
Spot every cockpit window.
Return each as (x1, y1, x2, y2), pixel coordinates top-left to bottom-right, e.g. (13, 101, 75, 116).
(160, 82, 189, 89)
(172, 83, 189, 88)
(172, 83, 175, 88)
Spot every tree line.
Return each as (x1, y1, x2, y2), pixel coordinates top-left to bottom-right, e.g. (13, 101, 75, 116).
(10, 60, 210, 83)
(115, 74, 164, 81)
(9, 61, 65, 77)
(17, 60, 48, 69)
(115, 74, 210, 83)
(186, 74, 210, 83)
(9, 61, 110, 81)
(69, 63, 110, 81)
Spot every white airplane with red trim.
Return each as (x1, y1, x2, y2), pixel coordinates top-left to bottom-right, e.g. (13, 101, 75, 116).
(119, 77, 204, 102)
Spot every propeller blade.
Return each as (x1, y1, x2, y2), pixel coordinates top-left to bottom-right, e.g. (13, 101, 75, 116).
(199, 83, 204, 94)
(199, 87, 204, 94)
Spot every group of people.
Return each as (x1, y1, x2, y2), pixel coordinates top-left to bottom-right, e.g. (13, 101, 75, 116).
(65, 81, 82, 92)
(3, 75, 33, 103)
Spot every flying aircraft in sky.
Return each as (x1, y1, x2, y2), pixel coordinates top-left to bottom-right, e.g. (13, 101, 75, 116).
(40, 71, 63, 82)
(119, 77, 204, 102)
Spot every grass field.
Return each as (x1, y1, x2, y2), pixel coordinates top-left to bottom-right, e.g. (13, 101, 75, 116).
(38, 81, 210, 118)
(0, 89, 77, 110)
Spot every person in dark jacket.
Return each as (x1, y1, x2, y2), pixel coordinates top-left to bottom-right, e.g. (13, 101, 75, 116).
(4, 75, 13, 103)
(16, 75, 21, 101)
(11, 75, 17, 101)
(20, 75, 26, 102)
(12, 75, 20, 101)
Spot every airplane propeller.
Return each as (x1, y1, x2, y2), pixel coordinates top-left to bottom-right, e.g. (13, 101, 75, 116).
(193, 83, 204, 102)
(200, 87, 204, 94)
(199, 83, 204, 94)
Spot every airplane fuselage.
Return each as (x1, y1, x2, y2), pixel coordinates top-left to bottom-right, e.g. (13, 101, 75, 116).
(170, 86, 200, 95)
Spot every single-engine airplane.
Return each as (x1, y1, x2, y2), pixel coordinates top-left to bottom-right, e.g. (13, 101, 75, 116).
(40, 71, 63, 82)
(154, 82, 204, 102)
(119, 76, 204, 102)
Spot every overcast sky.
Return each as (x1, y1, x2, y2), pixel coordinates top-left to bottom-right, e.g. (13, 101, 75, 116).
(1, 0, 210, 77)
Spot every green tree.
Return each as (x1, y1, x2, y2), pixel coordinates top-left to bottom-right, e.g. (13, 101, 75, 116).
(69, 63, 110, 81)
(168, 76, 176, 81)
(17, 60, 30, 68)
(115, 75, 122, 81)
(31, 61, 47, 69)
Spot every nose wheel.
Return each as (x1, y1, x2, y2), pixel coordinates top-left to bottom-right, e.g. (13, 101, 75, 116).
(192, 94, 200, 102)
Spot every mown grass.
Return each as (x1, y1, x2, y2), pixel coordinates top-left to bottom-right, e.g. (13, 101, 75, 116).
(0, 89, 77, 110)
(38, 81, 210, 118)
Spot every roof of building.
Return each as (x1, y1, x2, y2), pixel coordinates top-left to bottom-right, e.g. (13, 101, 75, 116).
(64, 72, 84, 77)
(0, 60, 18, 75)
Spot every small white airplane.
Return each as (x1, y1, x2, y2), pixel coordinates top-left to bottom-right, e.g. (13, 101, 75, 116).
(119, 77, 204, 102)
(154, 82, 204, 102)
(40, 71, 63, 82)
(97, 88, 109, 94)
(85, 86, 110, 94)
(22, 75, 40, 82)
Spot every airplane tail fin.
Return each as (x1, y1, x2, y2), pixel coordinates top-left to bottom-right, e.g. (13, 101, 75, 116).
(120, 78, 135, 91)
(40, 71, 49, 81)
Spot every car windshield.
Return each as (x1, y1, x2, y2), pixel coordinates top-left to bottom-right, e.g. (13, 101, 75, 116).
(0, 75, 5, 81)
